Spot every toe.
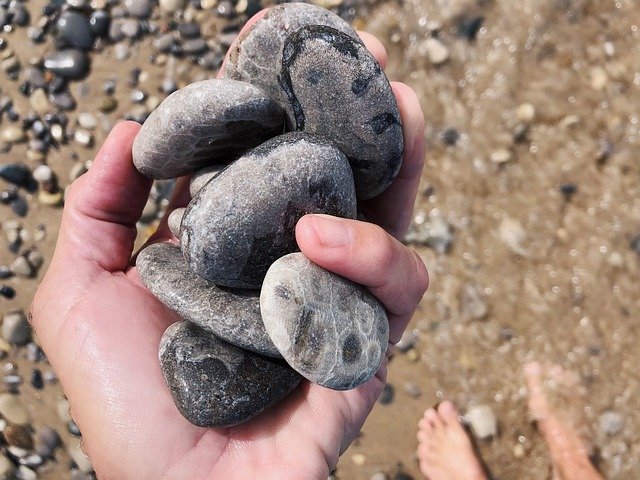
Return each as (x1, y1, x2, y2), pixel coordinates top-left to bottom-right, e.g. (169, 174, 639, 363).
(425, 408, 444, 432)
(437, 400, 460, 425)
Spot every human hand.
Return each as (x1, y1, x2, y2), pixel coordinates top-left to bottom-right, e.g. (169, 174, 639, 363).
(30, 11, 428, 480)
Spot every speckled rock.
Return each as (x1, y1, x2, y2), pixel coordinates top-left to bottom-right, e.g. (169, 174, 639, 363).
(189, 165, 227, 196)
(280, 26, 403, 199)
(137, 243, 279, 357)
(225, 3, 358, 112)
(260, 253, 388, 390)
(167, 208, 184, 238)
(159, 321, 301, 427)
(43, 49, 90, 80)
(132, 79, 285, 179)
(180, 132, 357, 288)
(56, 11, 95, 50)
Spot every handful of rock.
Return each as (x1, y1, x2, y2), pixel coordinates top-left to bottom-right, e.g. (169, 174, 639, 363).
(133, 3, 403, 428)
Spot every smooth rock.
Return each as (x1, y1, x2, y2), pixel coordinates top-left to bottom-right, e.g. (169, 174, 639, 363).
(32, 165, 53, 183)
(56, 399, 71, 422)
(69, 445, 93, 474)
(261, 253, 388, 390)
(2, 311, 31, 346)
(44, 49, 89, 80)
(423, 37, 450, 65)
(460, 284, 488, 321)
(166, 209, 184, 238)
(160, 0, 185, 12)
(89, 10, 110, 37)
(16, 466, 36, 480)
(77, 112, 97, 130)
(188, 164, 226, 196)
(0, 454, 15, 480)
(599, 410, 623, 435)
(181, 132, 357, 288)
(0, 126, 26, 144)
(0, 394, 29, 425)
(225, 3, 358, 108)
(159, 322, 301, 427)
(124, 0, 152, 18)
(465, 404, 497, 439)
(29, 89, 50, 115)
(278, 26, 403, 199)
(4, 425, 34, 450)
(137, 243, 279, 356)
(57, 11, 95, 50)
(37, 426, 61, 457)
(9, 256, 33, 278)
(0, 164, 33, 188)
(132, 79, 285, 179)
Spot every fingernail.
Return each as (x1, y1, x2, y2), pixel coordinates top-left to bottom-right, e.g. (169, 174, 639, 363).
(310, 214, 351, 247)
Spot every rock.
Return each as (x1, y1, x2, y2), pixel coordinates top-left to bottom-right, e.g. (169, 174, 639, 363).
(69, 445, 93, 473)
(89, 10, 110, 37)
(182, 38, 207, 55)
(164, 208, 182, 238)
(56, 399, 71, 422)
(44, 50, 90, 80)
(0, 126, 26, 144)
(181, 133, 357, 288)
(460, 284, 488, 321)
(32, 165, 53, 183)
(351, 453, 366, 466)
(30, 369, 43, 390)
(38, 190, 64, 206)
(159, 322, 301, 427)
(225, 3, 357, 108)
(36, 426, 61, 458)
(67, 420, 81, 436)
(132, 79, 285, 179)
(370, 473, 390, 480)
(405, 212, 453, 254)
(395, 329, 418, 352)
(4, 425, 34, 449)
(124, 0, 152, 18)
(599, 410, 623, 435)
(227, 13, 402, 199)
(50, 92, 77, 111)
(77, 112, 97, 130)
(403, 381, 421, 398)
(490, 148, 512, 164)
(261, 253, 388, 390)
(516, 103, 536, 123)
(74, 129, 93, 147)
(16, 466, 36, 480)
(160, 0, 186, 12)
(456, 15, 484, 41)
(0, 164, 34, 188)
(56, 11, 95, 50)
(29, 89, 50, 115)
(465, 404, 497, 439)
(189, 165, 226, 196)
(120, 18, 140, 39)
(0, 394, 30, 425)
(424, 37, 450, 65)
(378, 384, 394, 404)
(137, 243, 279, 356)
(98, 96, 117, 112)
(9, 256, 34, 278)
(499, 217, 527, 255)
(2, 311, 31, 346)
(560, 183, 577, 200)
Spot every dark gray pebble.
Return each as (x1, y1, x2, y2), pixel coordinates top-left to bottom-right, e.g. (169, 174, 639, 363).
(189, 164, 226, 196)
(159, 322, 301, 427)
(89, 10, 110, 37)
(132, 79, 285, 179)
(0, 164, 35, 190)
(44, 49, 89, 80)
(224, 3, 358, 110)
(180, 132, 357, 288)
(56, 11, 95, 50)
(137, 243, 280, 357)
(260, 253, 388, 390)
(280, 25, 403, 199)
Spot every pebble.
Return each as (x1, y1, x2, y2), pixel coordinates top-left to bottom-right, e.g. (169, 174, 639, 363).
(160, 0, 186, 12)
(0, 286, 16, 300)
(423, 37, 450, 65)
(67, 420, 81, 436)
(0, 164, 34, 189)
(0, 394, 30, 425)
(52, 91, 77, 110)
(0, 126, 26, 144)
(2, 311, 31, 346)
(516, 103, 536, 123)
(137, 243, 280, 356)
(599, 410, 623, 435)
(9, 256, 34, 278)
(132, 79, 285, 179)
(77, 112, 97, 130)
(120, 18, 140, 39)
(56, 399, 71, 422)
(37, 427, 60, 458)
(29, 89, 50, 115)
(38, 189, 64, 206)
(16, 466, 37, 480)
(403, 382, 421, 398)
(4, 425, 34, 449)
(32, 165, 53, 183)
(89, 10, 110, 37)
(44, 49, 89, 80)
(30, 369, 43, 390)
(465, 404, 497, 439)
(395, 329, 418, 352)
(378, 384, 395, 404)
(560, 182, 577, 200)
(261, 253, 388, 390)
(56, 11, 95, 50)
(490, 148, 512, 164)
(181, 132, 357, 288)
(97, 96, 118, 112)
(499, 217, 527, 255)
(351, 453, 366, 466)
(0, 454, 15, 479)
(456, 15, 484, 41)
(188, 164, 226, 196)
(167, 208, 184, 238)
(159, 322, 301, 427)
(460, 284, 488, 321)
(124, 0, 152, 18)
(370, 473, 390, 480)
(405, 213, 453, 254)
(74, 128, 93, 147)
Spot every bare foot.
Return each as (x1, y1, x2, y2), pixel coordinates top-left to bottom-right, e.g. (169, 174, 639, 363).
(524, 362, 604, 480)
(416, 401, 487, 480)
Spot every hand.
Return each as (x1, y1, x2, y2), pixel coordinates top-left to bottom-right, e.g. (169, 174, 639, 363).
(30, 11, 428, 480)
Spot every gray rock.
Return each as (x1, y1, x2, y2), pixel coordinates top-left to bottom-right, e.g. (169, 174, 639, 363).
(260, 253, 388, 390)
(44, 50, 89, 80)
(124, 0, 152, 18)
(56, 11, 95, 50)
(2, 311, 31, 346)
(599, 410, 623, 435)
(279, 26, 403, 199)
(167, 208, 184, 238)
(189, 164, 226, 196)
(132, 79, 285, 179)
(137, 243, 279, 356)
(180, 132, 357, 288)
(159, 322, 301, 427)
(225, 3, 357, 115)
(89, 10, 110, 37)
